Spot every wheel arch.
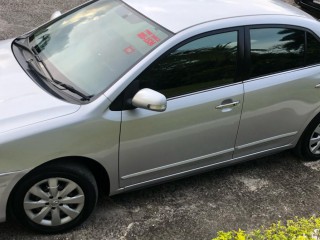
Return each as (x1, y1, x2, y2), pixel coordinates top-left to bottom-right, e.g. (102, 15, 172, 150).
(6, 156, 110, 220)
(293, 109, 320, 157)
(292, 108, 320, 147)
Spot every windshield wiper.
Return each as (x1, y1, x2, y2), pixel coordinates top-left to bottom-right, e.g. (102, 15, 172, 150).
(27, 59, 93, 101)
(13, 40, 42, 61)
(14, 40, 93, 101)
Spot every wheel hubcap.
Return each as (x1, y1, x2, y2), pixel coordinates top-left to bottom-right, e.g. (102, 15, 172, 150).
(23, 178, 85, 226)
(49, 199, 60, 207)
(309, 124, 320, 155)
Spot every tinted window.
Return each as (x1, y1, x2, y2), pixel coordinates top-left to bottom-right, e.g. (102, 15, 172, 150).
(250, 28, 305, 78)
(306, 32, 320, 65)
(137, 31, 238, 98)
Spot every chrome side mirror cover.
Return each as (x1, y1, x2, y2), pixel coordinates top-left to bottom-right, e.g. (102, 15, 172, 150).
(50, 11, 62, 20)
(132, 88, 167, 112)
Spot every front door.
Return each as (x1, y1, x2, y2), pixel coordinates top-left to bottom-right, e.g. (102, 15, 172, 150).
(119, 29, 244, 187)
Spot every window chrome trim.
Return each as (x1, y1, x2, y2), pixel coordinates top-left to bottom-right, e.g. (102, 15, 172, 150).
(167, 82, 242, 101)
(242, 64, 320, 84)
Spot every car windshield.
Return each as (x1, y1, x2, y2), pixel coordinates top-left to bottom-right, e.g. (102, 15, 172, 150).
(29, 0, 171, 96)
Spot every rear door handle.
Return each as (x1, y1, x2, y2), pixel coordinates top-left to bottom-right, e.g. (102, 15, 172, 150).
(215, 101, 240, 110)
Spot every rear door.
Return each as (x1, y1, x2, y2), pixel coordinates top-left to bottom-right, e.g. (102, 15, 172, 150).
(235, 26, 320, 157)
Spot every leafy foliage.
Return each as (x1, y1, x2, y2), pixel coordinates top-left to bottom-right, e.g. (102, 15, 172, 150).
(213, 217, 320, 240)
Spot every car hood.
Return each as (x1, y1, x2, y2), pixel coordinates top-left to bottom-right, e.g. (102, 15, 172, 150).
(0, 39, 80, 134)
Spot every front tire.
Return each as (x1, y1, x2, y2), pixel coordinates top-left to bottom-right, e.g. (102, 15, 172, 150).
(10, 163, 98, 233)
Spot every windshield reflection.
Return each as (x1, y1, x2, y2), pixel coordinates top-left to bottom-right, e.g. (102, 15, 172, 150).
(31, 0, 171, 96)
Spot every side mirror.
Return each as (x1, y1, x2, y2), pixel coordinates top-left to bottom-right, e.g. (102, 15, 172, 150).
(50, 11, 62, 20)
(132, 88, 167, 112)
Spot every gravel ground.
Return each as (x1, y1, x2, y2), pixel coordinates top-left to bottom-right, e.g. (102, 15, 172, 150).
(1, 0, 320, 239)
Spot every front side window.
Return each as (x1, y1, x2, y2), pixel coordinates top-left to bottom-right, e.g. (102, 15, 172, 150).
(250, 28, 305, 78)
(137, 31, 238, 98)
(30, 0, 171, 96)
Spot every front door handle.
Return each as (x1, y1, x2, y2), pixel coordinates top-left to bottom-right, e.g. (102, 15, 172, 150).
(215, 101, 240, 110)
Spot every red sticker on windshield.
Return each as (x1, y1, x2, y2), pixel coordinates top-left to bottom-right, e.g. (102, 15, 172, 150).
(138, 29, 160, 46)
(124, 46, 135, 54)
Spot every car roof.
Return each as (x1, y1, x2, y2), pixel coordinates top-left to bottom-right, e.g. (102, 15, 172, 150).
(123, 0, 313, 33)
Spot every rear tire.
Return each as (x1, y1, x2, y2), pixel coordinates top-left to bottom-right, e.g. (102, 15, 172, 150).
(10, 163, 98, 233)
(296, 115, 320, 161)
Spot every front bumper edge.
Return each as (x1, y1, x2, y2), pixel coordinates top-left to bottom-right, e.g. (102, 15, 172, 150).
(0, 169, 30, 222)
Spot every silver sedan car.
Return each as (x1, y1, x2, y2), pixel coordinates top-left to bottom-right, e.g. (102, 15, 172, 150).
(1, 0, 320, 233)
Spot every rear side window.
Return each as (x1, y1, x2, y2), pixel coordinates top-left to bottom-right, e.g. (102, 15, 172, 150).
(249, 28, 305, 78)
(249, 27, 320, 79)
(306, 32, 320, 65)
